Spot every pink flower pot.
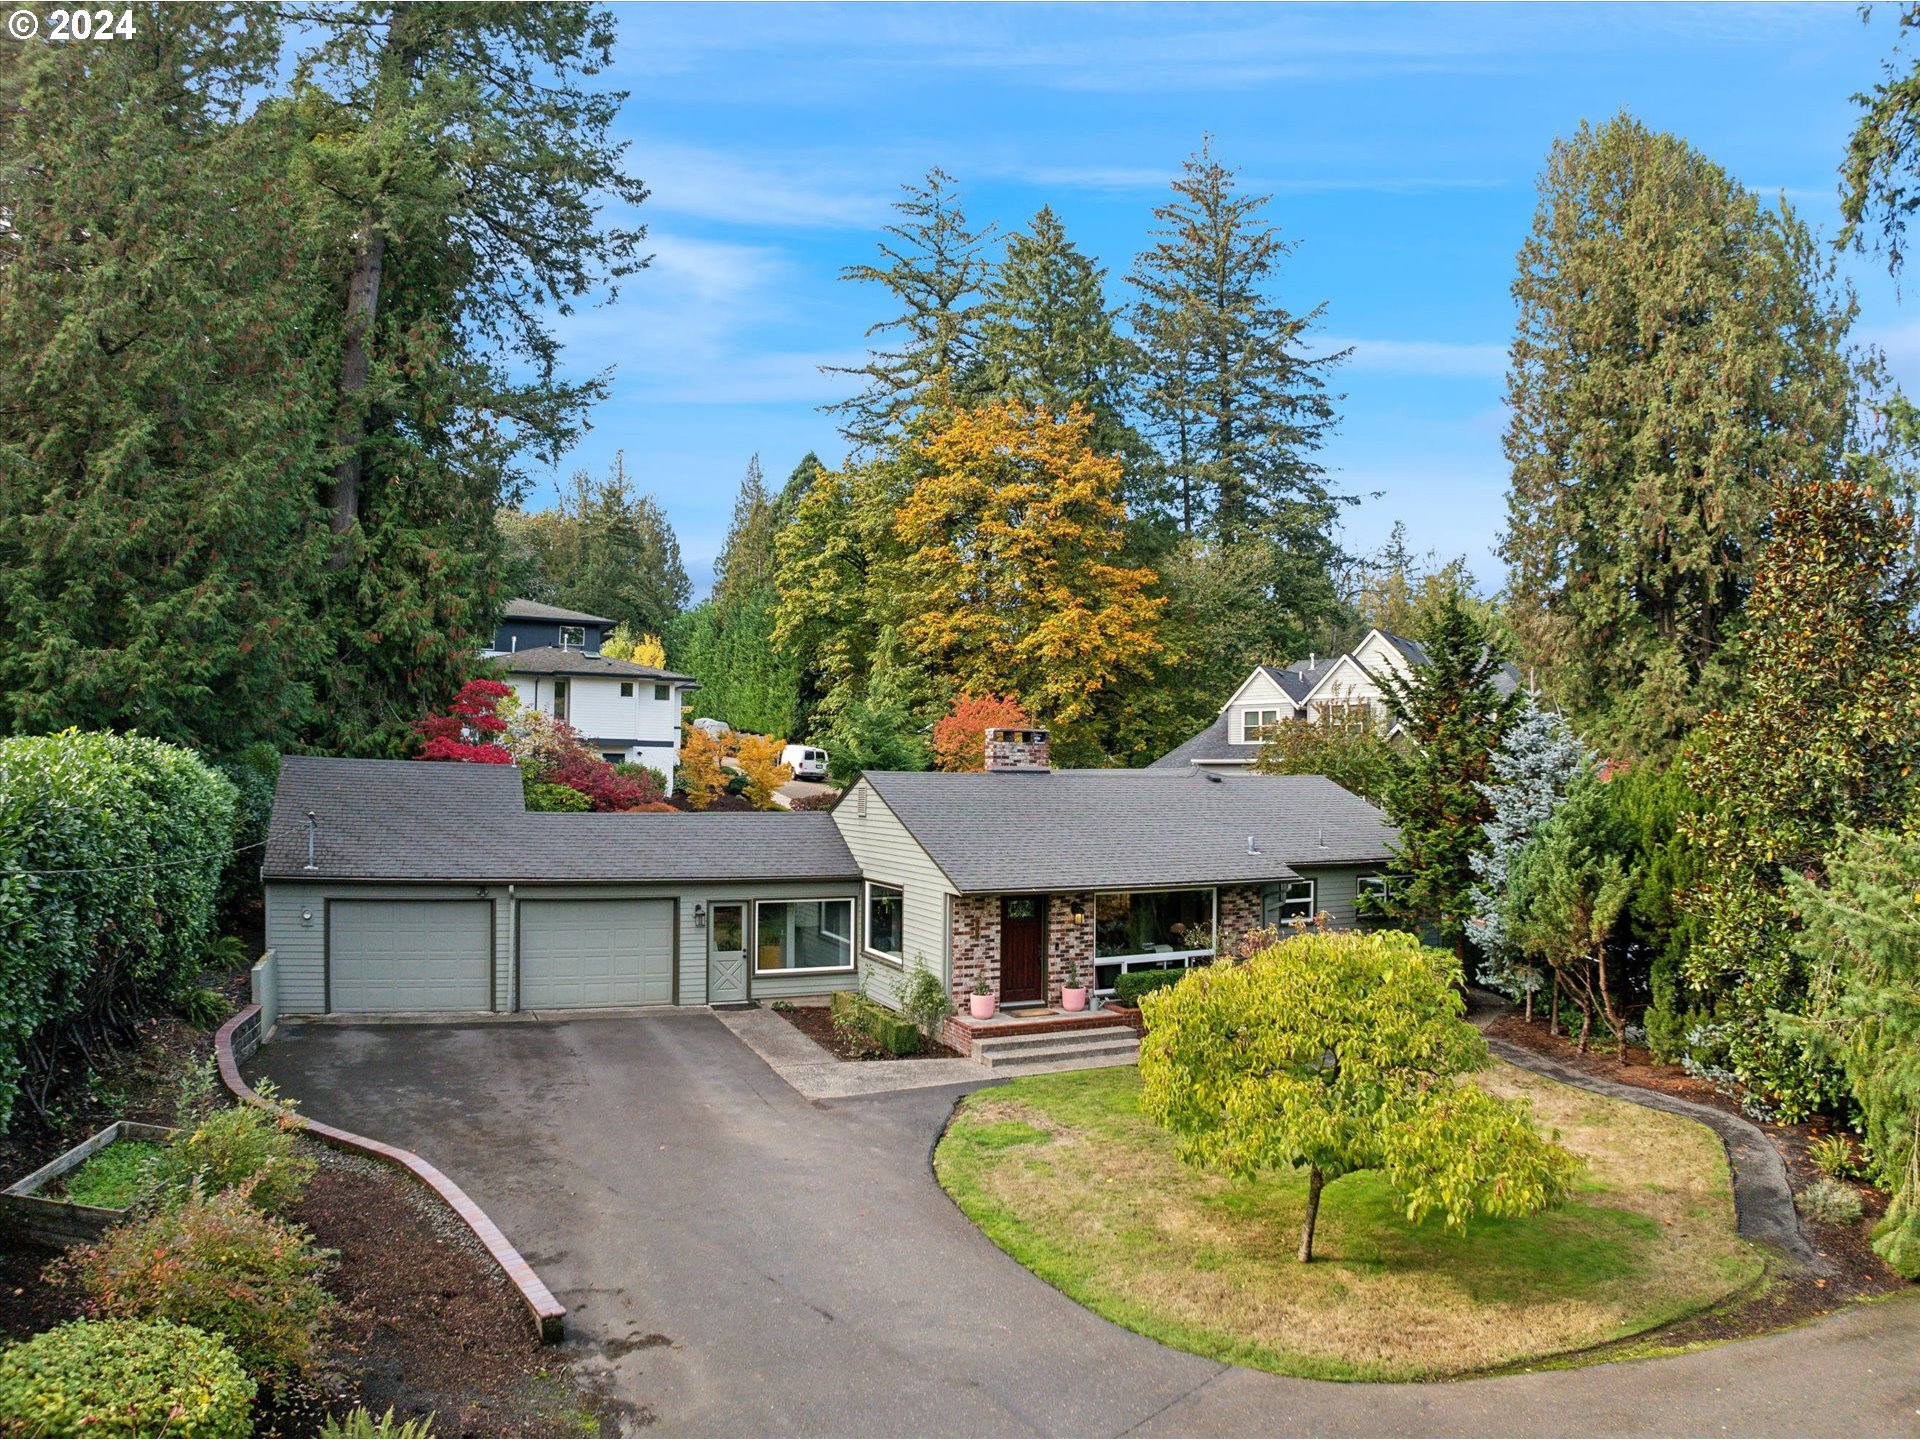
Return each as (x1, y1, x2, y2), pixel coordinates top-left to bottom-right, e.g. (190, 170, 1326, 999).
(969, 993, 997, 1020)
(1061, 986, 1089, 1012)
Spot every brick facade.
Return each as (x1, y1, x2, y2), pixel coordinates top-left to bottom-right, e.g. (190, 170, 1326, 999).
(949, 894, 1002, 1003)
(1047, 893, 1095, 997)
(1219, 885, 1263, 948)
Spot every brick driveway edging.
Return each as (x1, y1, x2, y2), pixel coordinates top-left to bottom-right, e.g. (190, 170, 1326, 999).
(214, 1004, 566, 1342)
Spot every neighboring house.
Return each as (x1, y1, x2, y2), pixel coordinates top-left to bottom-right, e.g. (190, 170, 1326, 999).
(260, 729, 1395, 1048)
(482, 599, 698, 781)
(1151, 627, 1527, 771)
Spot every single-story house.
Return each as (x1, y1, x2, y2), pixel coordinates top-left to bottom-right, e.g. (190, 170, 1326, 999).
(482, 598, 698, 780)
(262, 729, 1396, 1028)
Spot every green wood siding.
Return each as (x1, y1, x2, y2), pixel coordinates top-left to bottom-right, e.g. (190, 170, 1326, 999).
(828, 779, 957, 1010)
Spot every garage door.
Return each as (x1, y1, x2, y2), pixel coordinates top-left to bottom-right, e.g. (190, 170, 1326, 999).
(329, 900, 492, 1013)
(519, 900, 675, 1009)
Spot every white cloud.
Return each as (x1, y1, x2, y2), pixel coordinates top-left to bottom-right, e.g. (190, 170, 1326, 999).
(635, 141, 893, 230)
(1318, 337, 1508, 379)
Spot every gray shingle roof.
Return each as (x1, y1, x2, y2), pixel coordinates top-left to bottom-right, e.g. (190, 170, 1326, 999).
(1262, 656, 1340, 703)
(264, 756, 857, 884)
(499, 646, 698, 684)
(855, 768, 1394, 894)
(1146, 714, 1255, 769)
(501, 598, 619, 626)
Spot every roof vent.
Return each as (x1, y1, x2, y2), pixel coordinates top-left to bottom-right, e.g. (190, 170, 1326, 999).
(1204, 771, 1223, 784)
(1246, 835, 1260, 855)
(303, 810, 319, 871)
(1317, 827, 1328, 850)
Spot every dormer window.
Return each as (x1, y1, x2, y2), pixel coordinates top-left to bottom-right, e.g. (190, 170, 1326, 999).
(1241, 708, 1280, 742)
(558, 625, 585, 650)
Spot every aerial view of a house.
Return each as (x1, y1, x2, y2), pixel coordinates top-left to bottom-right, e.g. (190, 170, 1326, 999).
(3, 4, 1917, 1438)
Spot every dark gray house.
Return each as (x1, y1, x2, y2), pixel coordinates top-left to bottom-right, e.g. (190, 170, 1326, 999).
(261, 731, 1396, 1052)
(487, 598, 618, 656)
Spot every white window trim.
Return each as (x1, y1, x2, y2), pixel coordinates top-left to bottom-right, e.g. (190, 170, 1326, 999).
(1091, 886, 1218, 973)
(1276, 877, 1317, 925)
(753, 897, 858, 975)
(863, 880, 905, 965)
(558, 624, 586, 650)
(1237, 708, 1281, 745)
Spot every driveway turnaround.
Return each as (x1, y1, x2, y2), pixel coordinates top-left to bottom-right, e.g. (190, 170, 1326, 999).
(257, 1012, 1920, 1438)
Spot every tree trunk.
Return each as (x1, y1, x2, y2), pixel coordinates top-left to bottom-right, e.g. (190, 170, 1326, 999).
(1297, 1163, 1324, 1263)
(1576, 1005, 1591, 1052)
(326, 220, 386, 559)
(1523, 980, 1533, 1024)
(1595, 947, 1629, 1062)
(1548, 971, 1560, 1036)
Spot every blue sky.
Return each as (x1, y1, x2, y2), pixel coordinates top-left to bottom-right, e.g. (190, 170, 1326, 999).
(538, 2, 1920, 596)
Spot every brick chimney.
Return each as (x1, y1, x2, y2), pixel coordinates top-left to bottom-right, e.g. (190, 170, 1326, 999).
(984, 726, 1051, 773)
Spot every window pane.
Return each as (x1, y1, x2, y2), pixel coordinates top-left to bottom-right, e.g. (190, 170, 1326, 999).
(712, 905, 743, 952)
(620, 682, 633, 697)
(867, 884, 904, 959)
(757, 900, 854, 972)
(654, 683, 669, 701)
(1094, 890, 1213, 959)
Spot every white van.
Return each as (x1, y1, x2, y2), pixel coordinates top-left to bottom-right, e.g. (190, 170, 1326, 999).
(691, 717, 731, 740)
(781, 743, 830, 781)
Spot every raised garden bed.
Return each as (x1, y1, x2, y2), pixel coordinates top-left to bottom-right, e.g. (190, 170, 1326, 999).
(0, 1121, 175, 1248)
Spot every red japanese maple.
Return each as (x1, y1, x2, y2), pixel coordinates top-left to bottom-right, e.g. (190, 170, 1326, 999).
(415, 679, 514, 764)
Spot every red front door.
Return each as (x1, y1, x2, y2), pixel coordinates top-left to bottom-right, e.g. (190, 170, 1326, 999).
(1000, 896, 1045, 1005)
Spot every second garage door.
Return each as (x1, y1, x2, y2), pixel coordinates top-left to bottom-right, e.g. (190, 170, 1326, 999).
(519, 899, 675, 1009)
(328, 899, 493, 1013)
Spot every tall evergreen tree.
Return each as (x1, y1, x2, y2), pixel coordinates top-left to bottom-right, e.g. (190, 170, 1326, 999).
(1502, 114, 1861, 761)
(290, 3, 647, 751)
(825, 168, 994, 449)
(1680, 473, 1920, 1119)
(1842, 6, 1920, 276)
(1375, 591, 1525, 967)
(498, 455, 690, 637)
(1127, 138, 1346, 543)
(0, 4, 331, 754)
(977, 207, 1141, 470)
(713, 455, 778, 608)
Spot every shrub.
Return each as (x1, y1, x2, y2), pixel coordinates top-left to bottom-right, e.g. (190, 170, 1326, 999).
(1115, 968, 1188, 1008)
(148, 1090, 315, 1216)
(523, 779, 592, 813)
(62, 1188, 334, 1384)
(0, 1319, 254, 1439)
(1799, 1177, 1866, 1228)
(0, 732, 238, 1130)
(321, 1406, 436, 1438)
(829, 991, 921, 1057)
(1809, 1133, 1867, 1181)
(789, 792, 838, 812)
(900, 965, 952, 1046)
(179, 987, 234, 1030)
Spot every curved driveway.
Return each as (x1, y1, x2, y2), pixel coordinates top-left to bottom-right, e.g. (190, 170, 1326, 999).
(257, 1011, 1920, 1438)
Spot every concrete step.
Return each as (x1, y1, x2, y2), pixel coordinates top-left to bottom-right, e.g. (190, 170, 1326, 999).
(969, 1023, 1136, 1056)
(973, 1033, 1140, 1073)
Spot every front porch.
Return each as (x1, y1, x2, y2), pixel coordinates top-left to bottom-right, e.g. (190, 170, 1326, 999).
(938, 1002, 1136, 1058)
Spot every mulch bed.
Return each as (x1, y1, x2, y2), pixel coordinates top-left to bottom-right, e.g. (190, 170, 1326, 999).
(776, 1003, 958, 1062)
(1482, 1006, 1909, 1351)
(2, 1148, 605, 1438)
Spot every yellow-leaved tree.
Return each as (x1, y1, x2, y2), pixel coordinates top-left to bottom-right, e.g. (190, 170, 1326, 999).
(893, 401, 1165, 757)
(602, 623, 668, 668)
(734, 734, 793, 809)
(677, 725, 727, 809)
(1140, 930, 1579, 1263)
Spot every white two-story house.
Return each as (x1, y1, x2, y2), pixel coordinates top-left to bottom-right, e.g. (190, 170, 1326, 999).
(483, 599, 699, 788)
(1151, 628, 1527, 771)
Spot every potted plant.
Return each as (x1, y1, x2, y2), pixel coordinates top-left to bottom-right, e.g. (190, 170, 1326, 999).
(969, 976, 997, 1020)
(1060, 957, 1089, 1012)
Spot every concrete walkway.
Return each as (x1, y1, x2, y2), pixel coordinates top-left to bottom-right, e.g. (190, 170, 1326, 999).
(713, 1004, 983, 1099)
(255, 1012, 1920, 1437)
(1485, 1037, 1826, 1271)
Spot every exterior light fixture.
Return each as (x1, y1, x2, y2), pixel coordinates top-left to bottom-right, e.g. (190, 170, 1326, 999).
(694, 903, 706, 929)
(1069, 899, 1086, 922)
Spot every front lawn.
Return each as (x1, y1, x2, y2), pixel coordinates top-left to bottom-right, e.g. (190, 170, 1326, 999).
(935, 1063, 1763, 1380)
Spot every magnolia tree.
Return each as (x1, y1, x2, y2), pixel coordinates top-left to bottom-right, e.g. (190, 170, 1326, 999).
(1467, 705, 1591, 1018)
(1139, 930, 1578, 1262)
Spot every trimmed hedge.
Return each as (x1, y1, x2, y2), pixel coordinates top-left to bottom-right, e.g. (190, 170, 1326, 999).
(0, 1318, 254, 1438)
(829, 991, 921, 1055)
(1114, 968, 1189, 1008)
(0, 732, 237, 1130)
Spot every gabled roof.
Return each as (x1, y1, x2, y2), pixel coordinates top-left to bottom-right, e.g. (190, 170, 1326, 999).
(500, 598, 618, 626)
(499, 646, 698, 684)
(264, 756, 853, 883)
(1260, 657, 1341, 704)
(852, 768, 1394, 895)
(1147, 713, 1255, 769)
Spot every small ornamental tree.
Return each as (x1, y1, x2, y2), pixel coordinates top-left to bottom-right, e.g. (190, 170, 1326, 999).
(1785, 827, 1920, 1277)
(677, 725, 728, 809)
(734, 734, 793, 808)
(601, 623, 668, 667)
(1139, 930, 1578, 1263)
(1466, 705, 1592, 1018)
(1374, 588, 1525, 966)
(931, 694, 1031, 772)
(413, 679, 514, 763)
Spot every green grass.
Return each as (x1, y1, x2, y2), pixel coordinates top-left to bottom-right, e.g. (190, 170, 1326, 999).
(56, 1140, 162, 1209)
(935, 1063, 1764, 1381)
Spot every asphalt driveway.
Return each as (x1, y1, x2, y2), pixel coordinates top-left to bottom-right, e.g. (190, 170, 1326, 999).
(257, 1011, 1920, 1438)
